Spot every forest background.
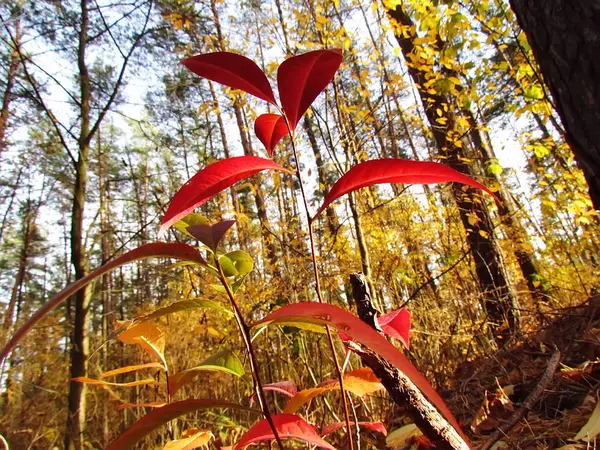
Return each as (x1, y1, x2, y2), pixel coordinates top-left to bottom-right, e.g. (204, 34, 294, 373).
(0, 0, 598, 448)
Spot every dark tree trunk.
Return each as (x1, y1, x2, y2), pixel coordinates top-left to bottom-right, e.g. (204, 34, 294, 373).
(508, 0, 600, 210)
(65, 2, 91, 448)
(0, 17, 20, 160)
(385, 4, 520, 338)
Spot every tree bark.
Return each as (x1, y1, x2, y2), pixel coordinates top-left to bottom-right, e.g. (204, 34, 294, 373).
(0, 16, 20, 160)
(65, 1, 91, 448)
(508, 0, 600, 211)
(385, 4, 520, 338)
(303, 115, 339, 234)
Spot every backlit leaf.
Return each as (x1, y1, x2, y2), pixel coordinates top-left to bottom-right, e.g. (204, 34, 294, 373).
(225, 250, 254, 275)
(253, 303, 469, 444)
(284, 368, 383, 413)
(249, 381, 297, 405)
(163, 428, 213, 450)
(105, 399, 259, 450)
(187, 220, 235, 251)
(132, 299, 233, 322)
(117, 320, 167, 370)
(283, 387, 329, 414)
(159, 156, 292, 236)
(574, 397, 600, 442)
(277, 49, 343, 130)
(386, 424, 423, 449)
(255, 114, 289, 157)
(231, 414, 335, 450)
(181, 52, 277, 105)
(102, 362, 165, 378)
(116, 402, 166, 411)
(174, 213, 210, 238)
(321, 421, 387, 437)
(72, 377, 160, 388)
(0, 242, 205, 364)
(315, 159, 496, 217)
(377, 309, 411, 349)
(168, 349, 244, 396)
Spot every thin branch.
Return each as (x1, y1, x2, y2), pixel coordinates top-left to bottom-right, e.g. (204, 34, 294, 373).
(86, 0, 153, 146)
(0, 11, 77, 166)
(479, 347, 561, 450)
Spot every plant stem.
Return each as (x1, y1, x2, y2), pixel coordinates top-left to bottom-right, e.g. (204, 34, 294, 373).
(285, 120, 355, 450)
(215, 258, 285, 450)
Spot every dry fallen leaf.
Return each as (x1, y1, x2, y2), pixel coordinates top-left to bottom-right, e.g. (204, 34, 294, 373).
(574, 396, 600, 442)
(471, 386, 514, 434)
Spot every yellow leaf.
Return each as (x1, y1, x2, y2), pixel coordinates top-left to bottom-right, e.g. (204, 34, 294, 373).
(386, 424, 422, 449)
(116, 320, 167, 370)
(72, 377, 160, 388)
(164, 429, 213, 450)
(102, 362, 165, 378)
(574, 397, 600, 442)
(116, 401, 167, 411)
(284, 368, 383, 413)
(466, 213, 479, 227)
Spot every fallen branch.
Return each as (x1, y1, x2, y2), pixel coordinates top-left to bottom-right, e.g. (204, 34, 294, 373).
(479, 347, 561, 450)
(349, 273, 471, 450)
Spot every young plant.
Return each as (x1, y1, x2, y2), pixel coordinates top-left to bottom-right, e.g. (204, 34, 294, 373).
(0, 48, 495, 449)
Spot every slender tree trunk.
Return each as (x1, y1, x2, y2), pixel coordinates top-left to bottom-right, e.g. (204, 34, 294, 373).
(471, 112, 549, 300)
(385, 4, 520, 338)
(97, 131, 113, 446)
(1, 186, 41, 417)
(0, 16, 20, 160)
(208, 81, 245, 248)
(209, 0, 279, 274)
(303, 116, 339, 234)
(65, 1, 92, 448)
(508, 0, 600, 210)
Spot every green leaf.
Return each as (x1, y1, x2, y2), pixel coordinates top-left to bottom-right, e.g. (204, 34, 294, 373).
(216, 254, 238, 277)
(133, 299, 233, 322)
(168, 350, 245, 395)
(487, 163, 503, 176)
(225, 250, 254, 275)
(105, 399, 260, 450)
(209, 275, 248, 294)
(174, 213, 210, 238)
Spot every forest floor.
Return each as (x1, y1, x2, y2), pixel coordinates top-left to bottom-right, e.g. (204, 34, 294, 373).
(446, 295, 600, 450)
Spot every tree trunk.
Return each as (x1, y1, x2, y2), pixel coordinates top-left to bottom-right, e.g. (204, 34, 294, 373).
(385, 4, 520, 338)
(208, 81, 246, 249)
(508, 0, 600, 211)
(0, 16, 20, 160)
(303, 116, 339, 234)
(65, 1, 91, 448)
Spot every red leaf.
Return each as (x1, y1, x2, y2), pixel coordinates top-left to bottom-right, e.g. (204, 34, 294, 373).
(159, 156, 292, 236)
(249, 381, 297, 405)
(181, 52, 277, 105)
(187, 219, 236, 251)
(231, 414, 335, 450)
(106, 399, 259, 450)
(277, 49, 343, 130)
(378, 309, 411, 349)
(254, 114, 289, 157)
(315, 158, 497, 217)
(0, 243, 205, 364)
(253, 303, 471, 447)
(321, 421, 387, 437)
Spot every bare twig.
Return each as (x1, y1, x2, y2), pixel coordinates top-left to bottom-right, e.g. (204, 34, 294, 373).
(479, 347, 561, 450)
